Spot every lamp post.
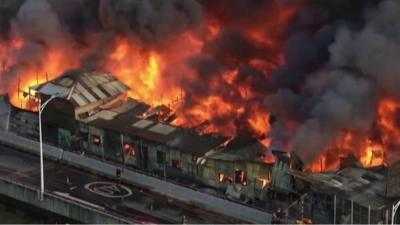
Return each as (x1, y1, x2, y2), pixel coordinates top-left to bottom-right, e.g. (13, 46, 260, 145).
(38, 94, 59, 200)
(392, 200, 400, 225)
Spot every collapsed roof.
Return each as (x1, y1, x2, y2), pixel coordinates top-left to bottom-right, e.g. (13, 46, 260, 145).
(33, 70, 129, 107)
(290, 167, 387, 209)
(89, 105, 228, 156)
(33, 70, 228, 156)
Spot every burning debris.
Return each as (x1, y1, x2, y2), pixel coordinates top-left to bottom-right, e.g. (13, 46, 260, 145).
(1, 0, 400, 173)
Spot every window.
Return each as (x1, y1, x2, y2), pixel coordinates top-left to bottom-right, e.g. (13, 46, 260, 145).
(256, 178, 270, 190)
(172, 159, 181, 169)
(91, 135, 101, 145)
(234, 170, 247, 185)
(218, 173, 233, 183)
(157, 151, 165, 164)
(123, 143, 136, 156)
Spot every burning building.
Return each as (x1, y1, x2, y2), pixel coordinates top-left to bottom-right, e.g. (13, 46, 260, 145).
(2, 0, 400, 223)
(4, 70, 275, 202)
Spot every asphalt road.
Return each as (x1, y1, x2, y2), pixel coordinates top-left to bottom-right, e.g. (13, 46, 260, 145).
(0, 144, 242, 224)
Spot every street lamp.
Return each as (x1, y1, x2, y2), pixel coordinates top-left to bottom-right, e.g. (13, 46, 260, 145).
(38, 93, 61, 201)
(392, 199, 400, 225)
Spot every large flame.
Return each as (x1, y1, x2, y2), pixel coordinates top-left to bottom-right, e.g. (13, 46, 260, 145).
(3, 1, 395, 173)
(309, 98, 396, 172)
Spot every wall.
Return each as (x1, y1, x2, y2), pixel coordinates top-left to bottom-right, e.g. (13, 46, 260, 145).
(199, 158, 272, 199)
(0, 96, 10, 131)
(0, 177, 129, 223)
(87, 125, 105, 158)
(9, 107, 39, 139)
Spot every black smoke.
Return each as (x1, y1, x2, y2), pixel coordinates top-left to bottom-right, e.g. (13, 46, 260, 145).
(1, 0, 397, 165)
(264, 0, 400, 164)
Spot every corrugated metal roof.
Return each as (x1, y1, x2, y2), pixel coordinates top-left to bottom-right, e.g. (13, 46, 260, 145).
(71, 93, 88, 106)
(57, 78, 74, 87)
(37, 83, 69, 97)
(149, 123, 177, 135)
(86, 102, 227, 156)
(132, 119, 155, 129)
(34, 71, 129, 107)
(290, 167, 387, 209)
(91, 87, 107, 99)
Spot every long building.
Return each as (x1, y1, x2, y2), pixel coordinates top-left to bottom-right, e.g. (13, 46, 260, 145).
(7, 70, 274, 202)
(4, 70, 399, 224)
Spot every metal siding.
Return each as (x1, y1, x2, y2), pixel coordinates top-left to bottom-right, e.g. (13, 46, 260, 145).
(81, 90, 98, 103)
(102, 83, 118, 96)
(86, 75, 101, 86)
(38, 83, 70, 97)
(132, 120, 155, 129)
(75, 83, 86, 93)
(57, 78, 74, 87)
(71, 94, 88, 106)
(110, 81, 128, 93)
(148, 123, 177, 135)
(96, 75, 109, 83)
(91, 87, 107, 99)
(80, 76, 94, 88)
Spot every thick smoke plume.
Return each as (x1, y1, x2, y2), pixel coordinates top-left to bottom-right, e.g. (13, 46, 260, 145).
(1, 0, 398, 169)
(266, 0, 400, 165)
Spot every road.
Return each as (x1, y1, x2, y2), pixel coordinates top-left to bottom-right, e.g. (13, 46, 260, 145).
(0, 144, 242, 224)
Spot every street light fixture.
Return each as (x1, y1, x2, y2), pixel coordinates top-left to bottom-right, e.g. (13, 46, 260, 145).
(392, 200, 400, 225)
(38, 93, 62, 201)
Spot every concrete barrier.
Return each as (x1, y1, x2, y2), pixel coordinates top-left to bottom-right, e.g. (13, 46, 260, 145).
(0, 131, 63, 160)
(0, 130, 272, 223)
(0, 177, 133, 223)
(62, 151, 116, 177)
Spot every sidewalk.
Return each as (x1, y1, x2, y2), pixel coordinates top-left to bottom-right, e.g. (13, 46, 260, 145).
(0, 130, 272, 223)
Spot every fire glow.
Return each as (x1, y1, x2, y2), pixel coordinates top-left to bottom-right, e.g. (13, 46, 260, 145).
(2, 0, 397, 174)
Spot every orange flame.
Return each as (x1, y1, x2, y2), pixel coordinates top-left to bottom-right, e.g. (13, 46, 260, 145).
(309, 97, 396, 173)
(0, 3, 301, 167)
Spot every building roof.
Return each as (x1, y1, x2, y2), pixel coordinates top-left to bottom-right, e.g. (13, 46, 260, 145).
(34, 70, 228, 156)
(208, 139, 272, 163)
(290, 167, 387, 209)
(33, 70, 129, 107)
(88, 101, 228, 156)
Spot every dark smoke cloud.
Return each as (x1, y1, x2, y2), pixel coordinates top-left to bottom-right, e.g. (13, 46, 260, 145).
(15, 0, 70, 46)
(265, 0, 400, 164)
(99, 0, 203, 46)
(199, 0, 279, 27)
(0, 0, 204, 89)
(47, 0, 101, 43)
(3, 0, 398, 166)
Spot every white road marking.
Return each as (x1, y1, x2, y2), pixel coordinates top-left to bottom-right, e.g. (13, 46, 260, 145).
(84, 181, 132, 198)
(53, 191, 105, 210)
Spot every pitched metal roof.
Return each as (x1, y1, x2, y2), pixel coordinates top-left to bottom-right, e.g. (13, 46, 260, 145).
(34, 71, 129, 107)
(208, 139, 270, 163)
(88, 104, 228, 156)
